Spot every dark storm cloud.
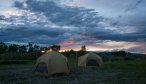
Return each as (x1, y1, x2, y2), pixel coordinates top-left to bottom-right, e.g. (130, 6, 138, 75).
(77, 27, 146, 43)
(0, 26, 68, 45)
(3, 0, 146, 43)
(0, 0, 105, 44)
(125, 0, 143, 12)
(0, 0, 146, 53)
(15, 0, 103, 27)
(0, 15, 5, 20)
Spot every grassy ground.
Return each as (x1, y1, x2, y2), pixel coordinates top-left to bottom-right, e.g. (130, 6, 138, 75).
(0, 59, 146, 84)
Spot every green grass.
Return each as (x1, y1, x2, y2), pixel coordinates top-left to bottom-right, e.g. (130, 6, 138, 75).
(0, 59, 146, 84)
(103, 60, 146, 70)
(0, 60, 35, 65)
(102, 60, 146, 84)
(0, 60, 35, 70)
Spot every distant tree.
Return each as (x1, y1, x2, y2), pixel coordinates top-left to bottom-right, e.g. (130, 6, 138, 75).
(28, 42, 34, 52)
(34, 45, 40, 51)
(19, 45, 27, 53)
(0, 42, 8, 53)
(28, 42, 34, 47)
(70, 49, 75, 54)
(79, 45, 86, 55)
(8, 44, 19, 52)
(51, 45, 61, 51)
(112, 50, 128, 56)
(80, 45, 86, 51)
(29, 47, 34, 52)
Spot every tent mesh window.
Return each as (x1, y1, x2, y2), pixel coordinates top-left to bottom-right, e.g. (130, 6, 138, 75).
(35, 63, 48, 73)
(86, 59, 99, 66)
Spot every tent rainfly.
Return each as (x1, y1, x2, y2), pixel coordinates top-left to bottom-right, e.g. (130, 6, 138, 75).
(78, 52, 103, 67)
(35, 51, 69, 76)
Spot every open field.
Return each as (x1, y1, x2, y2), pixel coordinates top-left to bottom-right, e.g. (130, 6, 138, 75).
(0, 59, 146, 84)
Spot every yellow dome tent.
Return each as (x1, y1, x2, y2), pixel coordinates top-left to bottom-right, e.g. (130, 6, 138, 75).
(78, 53, 103, 67)
(35, 51, 69, 76)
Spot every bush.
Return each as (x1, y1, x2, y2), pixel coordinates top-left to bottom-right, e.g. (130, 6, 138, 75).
(0, 60, 30, 65)
(0, 52, 42, 60)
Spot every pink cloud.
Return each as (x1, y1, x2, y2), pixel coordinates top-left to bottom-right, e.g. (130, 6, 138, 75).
(60, 40, 79, 46)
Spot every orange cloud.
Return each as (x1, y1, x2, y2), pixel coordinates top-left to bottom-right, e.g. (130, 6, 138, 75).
(60, 40, 140, 52)
(60, 41, 78, 46)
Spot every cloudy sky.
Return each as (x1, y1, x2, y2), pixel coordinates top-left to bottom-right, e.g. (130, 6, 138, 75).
(0, 0, 146, 53)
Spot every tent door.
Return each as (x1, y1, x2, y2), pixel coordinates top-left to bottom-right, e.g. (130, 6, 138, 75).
(86, 59, 99, 66)
(35, 63, 48, 73)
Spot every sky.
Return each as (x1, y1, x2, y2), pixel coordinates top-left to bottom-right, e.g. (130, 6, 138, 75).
(0, 0, 146, 53)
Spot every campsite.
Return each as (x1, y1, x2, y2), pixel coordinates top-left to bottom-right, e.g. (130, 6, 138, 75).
(0, 50, 146, 84)
(1, 0, 146, 84)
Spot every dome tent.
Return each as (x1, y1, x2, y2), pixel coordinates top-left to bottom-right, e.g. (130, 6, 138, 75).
(78, 52, 103, 67)
(35, 51, 69, 76)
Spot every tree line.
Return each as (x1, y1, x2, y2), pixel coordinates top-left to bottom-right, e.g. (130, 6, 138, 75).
(0, 42, 146, 61)
(0, 42, 87, 60)
(0, 42, 86, 54)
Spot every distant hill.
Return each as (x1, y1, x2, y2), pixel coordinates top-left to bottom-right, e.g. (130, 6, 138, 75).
(88, 51, 146, 57)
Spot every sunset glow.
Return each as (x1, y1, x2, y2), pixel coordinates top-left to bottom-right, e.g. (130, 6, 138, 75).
(0, 0, 146, 54)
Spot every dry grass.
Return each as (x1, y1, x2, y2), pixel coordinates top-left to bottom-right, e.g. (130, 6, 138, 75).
(0, 60, 146, 84)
